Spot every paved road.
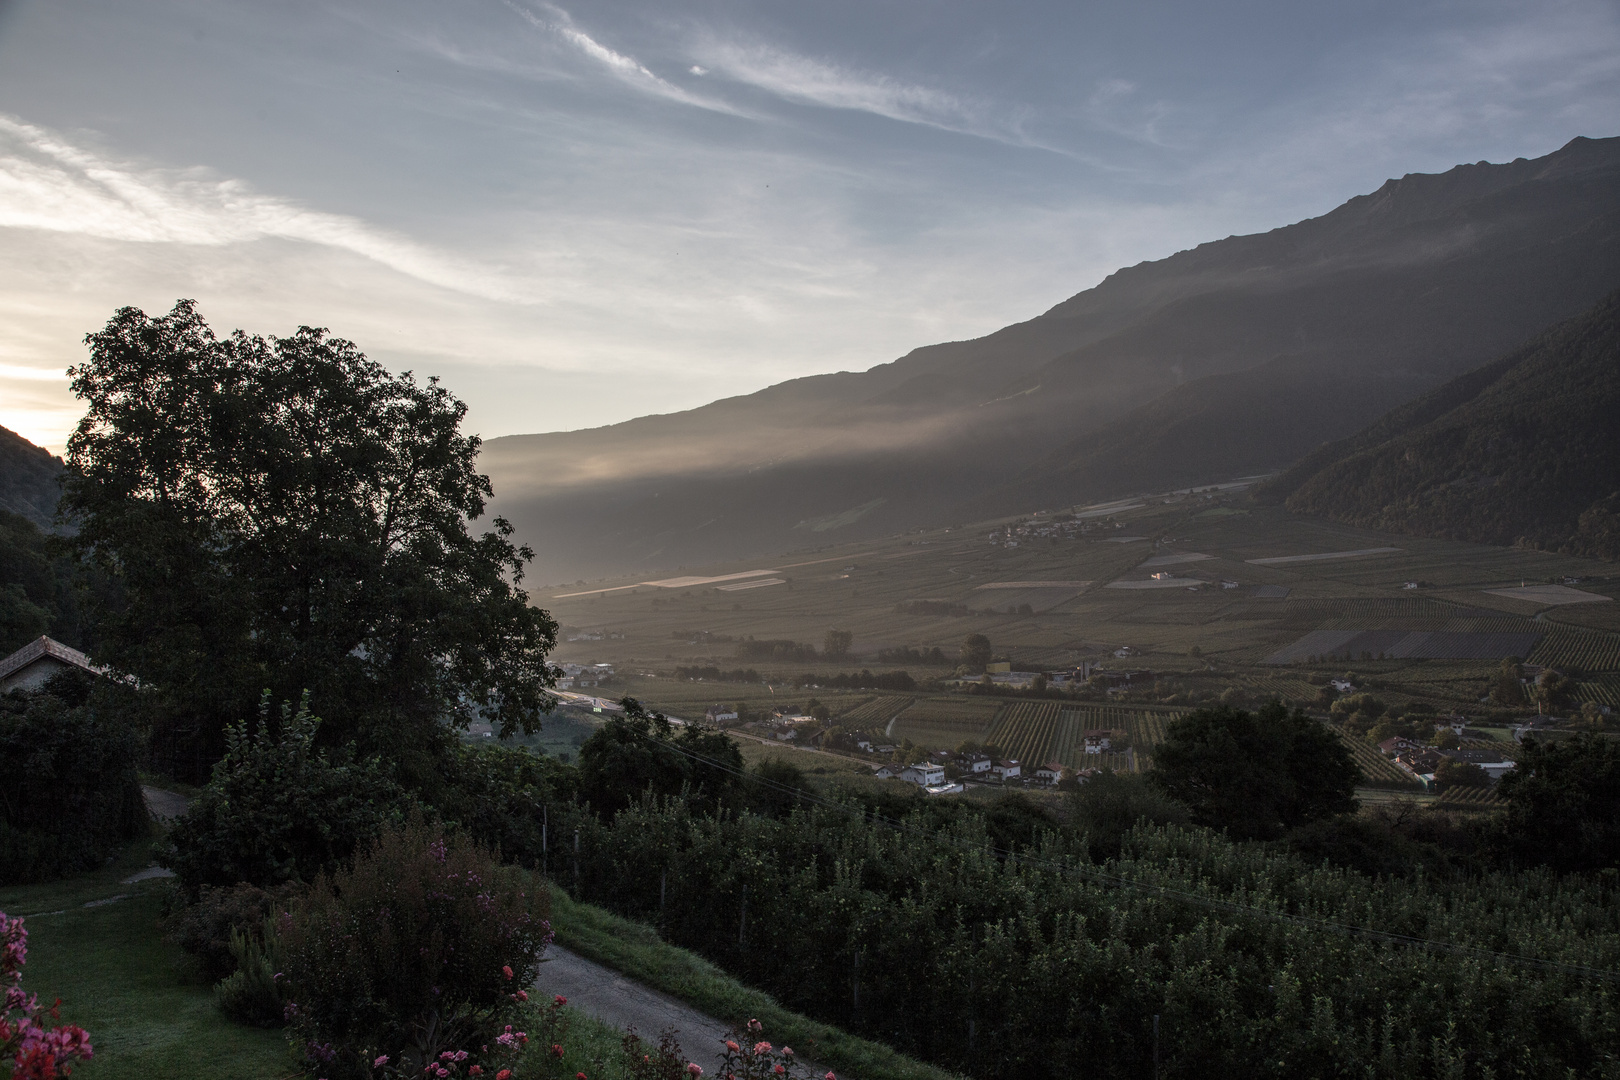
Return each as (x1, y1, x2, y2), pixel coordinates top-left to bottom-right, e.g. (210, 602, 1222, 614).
(141, 785, 190, 821)
(536, 945, 740, 1070)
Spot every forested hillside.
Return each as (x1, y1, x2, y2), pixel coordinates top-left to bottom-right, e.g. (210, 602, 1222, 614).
(0, 423, 62, 529)
(485, 136, 1620, 582)
(1271, 288, 1620, 559)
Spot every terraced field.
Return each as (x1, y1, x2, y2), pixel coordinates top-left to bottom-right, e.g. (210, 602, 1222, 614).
(1436, 786, 1502, 809)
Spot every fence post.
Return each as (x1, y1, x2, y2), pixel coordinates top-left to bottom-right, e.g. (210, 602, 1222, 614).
(573, 827, 580, 893)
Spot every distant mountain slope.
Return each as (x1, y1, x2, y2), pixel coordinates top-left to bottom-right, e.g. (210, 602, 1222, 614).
(0, 425, 63, 530)
(1266, 288, 1620, 559)
(485, 136, 1620, 583)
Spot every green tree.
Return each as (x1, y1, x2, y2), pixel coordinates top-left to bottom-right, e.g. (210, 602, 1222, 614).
(822, 628, 853, 659)
(62, 301, 556, 783)
(1491, 657, 1527, 707)
(1433, 757, 1487, 790)
(960, 633, 992, 673)
(1496, 734, 1620, 872)
(1150, 701, 1359, 840)
(1068, 770, 1189, 859)
(576, 697, 745, 816)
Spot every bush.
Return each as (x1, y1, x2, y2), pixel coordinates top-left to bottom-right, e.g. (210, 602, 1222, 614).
(215, 919, 292, 1027)
(0, 689, 148, 884)
(277, 820, 551, 1079)
(162, 692, 413, 896)
(1068, 771, 1189, 859)
(162, 881, 305, 983)
(2, 910, 95, 1078)
(433, 741, 577, 868)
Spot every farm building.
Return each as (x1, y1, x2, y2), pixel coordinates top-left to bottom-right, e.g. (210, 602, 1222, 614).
(992, 759, 1021, 780)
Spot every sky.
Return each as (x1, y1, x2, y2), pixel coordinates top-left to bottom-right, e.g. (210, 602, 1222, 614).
(0, 0, 1616, 453)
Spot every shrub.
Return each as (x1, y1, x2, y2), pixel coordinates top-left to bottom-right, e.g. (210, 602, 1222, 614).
(0, 689, 147, 884)
(214, 919, 292, 1027)
(162, 881, 304, 983)
(162, 692, 413, 896)
(432, 742, 576, 869)
(277, 820, 551, 1079)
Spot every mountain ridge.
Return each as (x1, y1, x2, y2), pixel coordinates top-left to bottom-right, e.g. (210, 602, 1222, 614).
(482, 136, 1620, 583)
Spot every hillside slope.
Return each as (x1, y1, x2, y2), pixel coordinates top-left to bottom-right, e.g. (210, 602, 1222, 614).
(1273, 288, 1620, 559)
(0, 424, 63, 530)
(485, 136, 1620, 583)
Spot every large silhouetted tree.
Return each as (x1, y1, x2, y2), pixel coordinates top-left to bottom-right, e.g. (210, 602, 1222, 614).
(63, 301, 557, 783)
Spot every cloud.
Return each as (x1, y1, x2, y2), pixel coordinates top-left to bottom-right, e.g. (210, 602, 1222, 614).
(502, 2, 741, 115)
(690, 39, 1052, 149)
(0, 115, 522, 302)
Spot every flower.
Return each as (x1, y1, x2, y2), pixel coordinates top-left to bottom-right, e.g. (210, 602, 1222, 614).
(470, 1069, 484, 1077)
(551, 1044, 565, 1058)
(826, 1072, 838, 1079)
(783, 1048, 794, 1057)
(496, 1072, 512, 1080)
(515, 990, 528, 1002)
(747, 1019, 763, 1033)
(502, 965, 514, 980)
(374, 1055, 390, 1067)
(577, 1072, 589, 1079)
(726, 1041, 740, 1052)
(754, 1042, 772, 1055)
(687, 1064, 704, 1076)
(554, 995, 568, 1006)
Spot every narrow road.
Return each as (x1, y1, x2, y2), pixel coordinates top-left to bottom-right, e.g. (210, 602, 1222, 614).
(536, 945, 737, 1069)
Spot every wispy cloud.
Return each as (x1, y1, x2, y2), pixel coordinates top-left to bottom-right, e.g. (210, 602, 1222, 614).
(0, 115, 522, 302)
(502, 2, 742, 115)
(691, 39, 1047, 148)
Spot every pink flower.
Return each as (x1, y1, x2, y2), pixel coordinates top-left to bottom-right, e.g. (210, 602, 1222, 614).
(577, 1072, 589, 1079)
(753, 1042, 772, 1055)
(515, 990, 528, 1002)
(471, 1069, 484, 1077)
(551, 1043, 565, 1058)
(783, 1048, 794, 1057)
(687, 1065, 703, 1076)
(554, 995, 568, 1006)
(747, 1019, 763, 1033)
(774, 1067, 785, 1075)
(726, 1041, 740, 1052)
(374, 1054, 390, 1067)
(497, 1072, 512, 1080)
(826, 1072, 838, 1079)
(502, 965, 514, 980)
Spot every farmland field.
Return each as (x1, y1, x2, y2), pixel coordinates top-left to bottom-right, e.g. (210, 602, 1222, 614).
(1333, 725, 1423, 788)
(981, 704, 1182, 770)
(837, 695, 915, 730)
(536, 495, 1619, 797)
(889, 695, 1003, 746)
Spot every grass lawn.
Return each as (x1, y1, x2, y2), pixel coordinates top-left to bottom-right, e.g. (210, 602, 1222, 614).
(1, 844, 292, 1080)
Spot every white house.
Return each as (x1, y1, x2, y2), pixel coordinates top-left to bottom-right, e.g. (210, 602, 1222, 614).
(705, 705, 739, 723)
(901, 763, 947, 787)
(1035, 761, 1065, 785)
(0, 636, 102, 694)
(1082, 730, 1113, 754)
(874, 764, 902, 780)
(1330, 678, 1356, 693)
(957, 753, 992, 774)
(991, 759, 1021, 780)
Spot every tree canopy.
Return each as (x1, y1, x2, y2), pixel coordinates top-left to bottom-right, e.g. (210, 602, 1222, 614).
(63, 301, 557, 782)
(1496, 733, 1620, 873)
(1150, 701, 1359, 839)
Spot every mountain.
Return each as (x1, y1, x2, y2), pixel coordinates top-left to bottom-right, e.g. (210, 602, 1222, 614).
(1261, 288, 1620, 560)
(483, 136, 1620, 584)
(0, 424, 63, 530)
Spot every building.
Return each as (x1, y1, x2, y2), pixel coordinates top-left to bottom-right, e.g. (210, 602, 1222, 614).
(991, 759, 1021, 780)
(0, 636, 102, 694)
(901, 763, 947, 787)
(1439, 748, 1517, 781)
(1082, 730, 1114, 754)
(1035, 761, 1066, 785)
(705, 705, 739, 724)
(956, 753, 992, 774)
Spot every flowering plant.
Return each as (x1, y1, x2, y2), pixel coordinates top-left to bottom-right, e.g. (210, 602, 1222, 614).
(0, 911, 93, 1079)
(715, 1020, 832, 1080)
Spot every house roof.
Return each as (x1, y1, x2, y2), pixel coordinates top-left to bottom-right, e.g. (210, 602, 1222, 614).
(0, 636, 101, 684)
